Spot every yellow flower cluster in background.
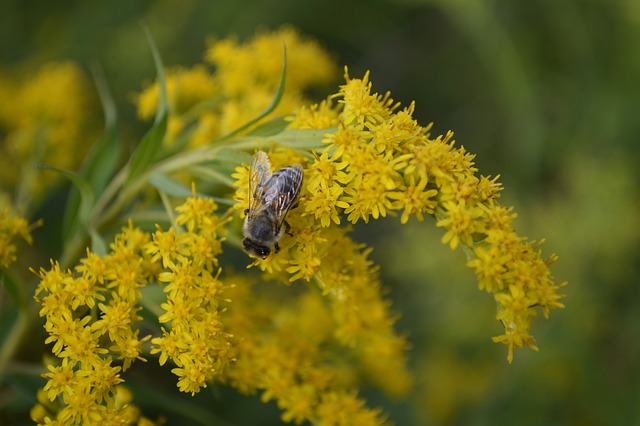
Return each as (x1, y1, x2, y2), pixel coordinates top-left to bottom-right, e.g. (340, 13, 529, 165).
(135, 26, 336, 147)
(0, 208, 34, 268)
(0, 62, 94, 204)
(222, 275, 392, 425)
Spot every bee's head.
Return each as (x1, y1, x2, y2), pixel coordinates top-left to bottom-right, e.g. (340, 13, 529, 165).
(242, 238, 271, 260)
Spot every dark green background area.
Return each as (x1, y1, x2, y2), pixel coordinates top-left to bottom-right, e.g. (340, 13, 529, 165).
(2, 0, 639, 425)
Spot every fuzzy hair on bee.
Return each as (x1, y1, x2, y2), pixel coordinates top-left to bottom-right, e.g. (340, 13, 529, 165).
(242, 151, 303, 259)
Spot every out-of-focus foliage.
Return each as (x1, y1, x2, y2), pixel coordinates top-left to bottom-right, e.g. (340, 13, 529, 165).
(1, 0, 638, 425)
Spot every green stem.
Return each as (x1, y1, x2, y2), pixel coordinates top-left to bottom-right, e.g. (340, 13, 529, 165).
(0, 310, 30, 381)
(158, 190, 176, 225)
(61, 134, 278, 268)
(94, 136, 269, 228)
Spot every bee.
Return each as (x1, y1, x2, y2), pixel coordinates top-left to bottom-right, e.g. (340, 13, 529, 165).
(242, 150, 304, 259)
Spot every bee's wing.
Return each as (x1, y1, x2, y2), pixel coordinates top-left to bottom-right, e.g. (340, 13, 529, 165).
(265, 164, 304, 232)
(247, 151, 272, 217)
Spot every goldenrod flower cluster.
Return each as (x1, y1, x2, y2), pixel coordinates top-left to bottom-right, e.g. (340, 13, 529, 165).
(0, 208, 34, 268)
(135, 26, 336, 147)
(222, 275, 392, 425)
(33, 223, 155, 424)
(286, 68, 565, 363)
(31, 186, 235, 423)
(147, 190, 234, 395)
(21, 26, 566, 426)
(232, 151, 413, 399)
(33, 188, 405, 425)
(0, 62, 93, 201)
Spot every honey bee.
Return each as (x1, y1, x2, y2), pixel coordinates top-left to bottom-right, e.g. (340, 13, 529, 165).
(242, 150, 304, 259)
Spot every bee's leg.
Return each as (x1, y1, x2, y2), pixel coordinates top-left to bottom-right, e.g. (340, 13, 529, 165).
(284, 220, 293, 237)
(244, 208, 249, 215)
(274, 242, 280, 253)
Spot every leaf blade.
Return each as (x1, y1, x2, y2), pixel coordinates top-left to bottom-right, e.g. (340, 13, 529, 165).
(148, 172, 193, 198)
(63, 64, 122, 243)
(38, 164, 94, 238)
(126, 25, 168, 184)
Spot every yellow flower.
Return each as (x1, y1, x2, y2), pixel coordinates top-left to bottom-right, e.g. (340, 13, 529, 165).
(146, 226, 188, 269)
(33, 222, 154, 424)
(149, 189, 234, 395)
(0, 62, 94, 199)
(304, 184, 348, 227)
(388, 175, 438, 224)
(26, 27, 566, 424)
(288, 99, 340, 129)
(316, 391, 389, 426)
(135, 65, 218, 145)
(437, 200, 484, 250)
(231, 148, 414, 399)
(75, 358, 124, 403)
(56, 318, 107, 368)
(306, 151, 351, 192)
(336, 68, 397, 128)
(136, 66, 213, 119)
(467, 245, 511, 292)
(286, 252, 322, 282)
(42, 358, 76, 402)
(205, 26, 336, 98)
(150, 327, 188, 367)
(231, 163, 251, 215)
(175, 186, 219, 232)
(92, 297, 139, 343)
(0, 208, 38, 268)
(134, 26, 338, 148)
(284, 68, 564, 364)
(323, 122, 365, 160)
(222, 275, 399, 425)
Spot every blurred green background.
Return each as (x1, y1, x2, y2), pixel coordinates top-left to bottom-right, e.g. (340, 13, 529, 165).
(2, 0, 640, 424)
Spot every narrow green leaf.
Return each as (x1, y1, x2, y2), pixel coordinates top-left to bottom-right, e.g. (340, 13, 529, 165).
(92, 62, 117, 132)
(84, 63, 121, 192)
(187, 147, 247, 187)
(212, 147, 252, 165)
(64, 64, 121, 243)
(211, 196, 235, 206)
(217, 45, 287, 141)
(39, 164, 94, 235)
(247, 116, 290, 137)
(190, 165, 235, 187)
(144, 25, 168, 125)
(158, 189, 177, 225)
(270, 128, 332, 150)
(149, 172, 193, 198)
(126, 25, 168, 184)
(88, 127, 121, 194)
(90, 229, 108, 256)
(127, 115, 167, 183)
(63, 189, 83, 245)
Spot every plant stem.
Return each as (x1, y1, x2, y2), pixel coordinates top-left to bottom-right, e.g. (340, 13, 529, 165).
(0, 311, 30, 381)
